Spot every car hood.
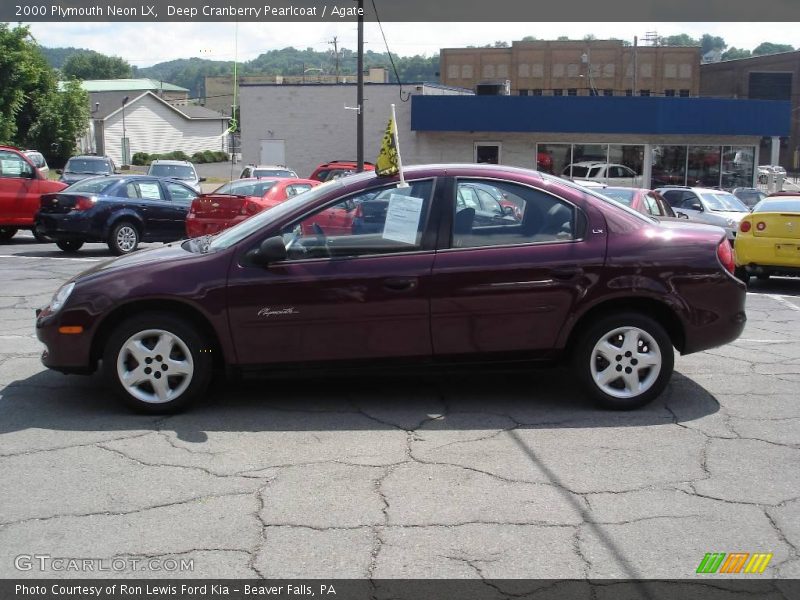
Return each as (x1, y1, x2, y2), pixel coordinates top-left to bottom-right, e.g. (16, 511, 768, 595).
(73, 243, 194, 282)
(711, 210, 748, 222)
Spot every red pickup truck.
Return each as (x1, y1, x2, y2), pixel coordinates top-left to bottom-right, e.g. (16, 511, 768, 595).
(0, 146, 68, 241)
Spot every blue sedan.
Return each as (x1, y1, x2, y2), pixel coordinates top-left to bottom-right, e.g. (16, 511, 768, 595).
(35, 175, 198, 255)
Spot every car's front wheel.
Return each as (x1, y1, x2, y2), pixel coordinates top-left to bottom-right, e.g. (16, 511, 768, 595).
(574, 312, 674, 410)
(103, 313, 213, 413)
(108, 221, 140, 255)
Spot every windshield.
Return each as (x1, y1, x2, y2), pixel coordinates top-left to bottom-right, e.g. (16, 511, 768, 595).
(254, 169, 295, 178)
(699, 192, 749, 212)
(65, 159, 112, 174)
(599, 188, 636, 206)
(148, 164, 196, 180)
(65, 177, 118, 194)
(213, 180, 278, 196)
(206, 178, 342, 252)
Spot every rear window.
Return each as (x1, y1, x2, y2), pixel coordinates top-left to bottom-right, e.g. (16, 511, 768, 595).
(65, 158, 112, 174)
(148, 164, 197, 180)
(215, 180, 277, 196)
(753, 199, 800, 213)
(66, 177, 118, 194)
(253, 169, 295, 178)
(600, 188, 636, 206)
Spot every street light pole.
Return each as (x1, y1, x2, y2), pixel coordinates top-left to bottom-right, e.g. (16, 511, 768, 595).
(121, 96, 129, 167)
(356, 0, 364, 172)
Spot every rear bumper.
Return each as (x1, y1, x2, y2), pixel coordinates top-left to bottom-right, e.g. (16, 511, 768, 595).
(735, 235, 800, 270)
(681, 274, 747, 355)
(35, 213, 96, 241)
(186, 216, 244, 238)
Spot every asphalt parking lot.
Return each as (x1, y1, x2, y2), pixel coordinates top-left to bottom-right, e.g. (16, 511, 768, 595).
(0, 232, 799, 582)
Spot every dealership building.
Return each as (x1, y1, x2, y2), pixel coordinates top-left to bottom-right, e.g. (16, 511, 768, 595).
(239, 82, 789, 189)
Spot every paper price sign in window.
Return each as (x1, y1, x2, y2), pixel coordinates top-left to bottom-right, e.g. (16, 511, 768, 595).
(1, 160, 23, 176)
(382, 194, 424, 245)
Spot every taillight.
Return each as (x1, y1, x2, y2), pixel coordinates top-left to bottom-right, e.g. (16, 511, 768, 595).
(717, 240, 735, 274)
(240, 200, 261, 216)
(73, 196, 96, 211)
(756, 221, 766, 231)
(739, 220, 751, 233)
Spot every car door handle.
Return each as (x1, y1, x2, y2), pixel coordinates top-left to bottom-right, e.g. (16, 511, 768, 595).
(383, 277, 418, 291)
(551, 267, 583, 280)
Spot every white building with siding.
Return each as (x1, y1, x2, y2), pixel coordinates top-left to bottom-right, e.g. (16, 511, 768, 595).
(93, 92, 230, 164)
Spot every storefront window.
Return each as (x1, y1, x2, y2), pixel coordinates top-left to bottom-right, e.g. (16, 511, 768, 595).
(536, 143, 571, 175)
(688, 146, 721, 187)
(651, 145, 687, 187)
(722, 146, 755, 189)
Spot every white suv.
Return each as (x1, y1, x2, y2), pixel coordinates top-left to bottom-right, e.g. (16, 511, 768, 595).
(562, 161, 642, 187)
(147, 160, 204, 192)
(656, 186, 750, 241)
(239, 164, 298, 179)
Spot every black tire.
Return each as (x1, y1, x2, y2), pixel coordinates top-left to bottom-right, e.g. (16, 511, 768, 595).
(573, 312, 674, 410)
(0, 227, 18, 242)
(103, 312, 213, 413)
(734, 267, 750, 284)
(108, 221, 140, 255)
(57, 240, 84, 253)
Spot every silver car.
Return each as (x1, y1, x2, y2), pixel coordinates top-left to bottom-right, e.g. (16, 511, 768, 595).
(147, 160, 204, 193)
(656, 186, 750, 241)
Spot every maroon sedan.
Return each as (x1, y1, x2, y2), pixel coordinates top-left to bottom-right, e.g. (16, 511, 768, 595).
(36, 164, 746, 413)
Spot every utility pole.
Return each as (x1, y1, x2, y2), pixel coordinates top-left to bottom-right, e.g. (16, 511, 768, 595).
(633, 36, 638, 97)
(356, 0, 364, 171)
(329, 36, 341, 82)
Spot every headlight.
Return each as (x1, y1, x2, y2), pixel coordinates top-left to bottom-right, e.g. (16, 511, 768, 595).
(49, 282, 75, 313)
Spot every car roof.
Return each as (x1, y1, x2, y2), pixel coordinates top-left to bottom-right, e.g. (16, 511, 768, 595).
(68, 155, 112, 160)
(245, 164, 293, 169)
(150, 159, 194, 166)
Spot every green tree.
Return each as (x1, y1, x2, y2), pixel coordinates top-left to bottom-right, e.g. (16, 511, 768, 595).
(661, 34, 698, 47)
(521, 36, 537, 42)
(0, 24, 55, 145)
(62, 51, 132, 79)
(722, 47, 751, 61)
(752, 42, 794, 56)
(25, 79, 89, 163)
(700, 34, 727, 54)
(0, 24, 88, 162)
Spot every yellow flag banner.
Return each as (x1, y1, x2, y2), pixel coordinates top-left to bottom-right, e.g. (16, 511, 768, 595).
(376, 118, 399, 176)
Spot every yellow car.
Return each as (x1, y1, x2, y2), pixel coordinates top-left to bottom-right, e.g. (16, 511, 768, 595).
(734, 194, 800, 283)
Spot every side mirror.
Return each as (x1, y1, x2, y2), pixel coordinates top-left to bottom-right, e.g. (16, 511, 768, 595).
(688, 202, 703, 212)
(248, 235, 287, 266)
(199, 177, 207, 182)
(56, 169, 63, 175)
(502, 205, 515, 216)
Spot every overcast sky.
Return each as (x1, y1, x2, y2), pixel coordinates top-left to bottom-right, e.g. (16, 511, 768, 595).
(25, 22, 794, 67)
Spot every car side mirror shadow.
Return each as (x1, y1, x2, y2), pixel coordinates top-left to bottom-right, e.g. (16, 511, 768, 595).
(247, 235, 287, 266)
(677, 212, 689, 219)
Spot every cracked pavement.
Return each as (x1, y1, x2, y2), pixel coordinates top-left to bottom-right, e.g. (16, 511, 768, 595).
(1, 233, 799, 582)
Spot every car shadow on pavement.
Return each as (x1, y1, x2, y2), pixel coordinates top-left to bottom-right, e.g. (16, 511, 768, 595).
(745, 276, 800, 297)
(0, 367, 719, 442)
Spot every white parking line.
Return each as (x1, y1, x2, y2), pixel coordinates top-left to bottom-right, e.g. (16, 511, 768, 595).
(763, 294, 800, 312)
(0, 255, 102, 263)
(737, 339, 788, 343)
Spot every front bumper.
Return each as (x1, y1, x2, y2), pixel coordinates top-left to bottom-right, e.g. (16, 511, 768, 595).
(36, 307, 96, 374)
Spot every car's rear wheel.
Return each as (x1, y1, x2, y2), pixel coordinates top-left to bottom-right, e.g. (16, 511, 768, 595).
(109, 222, 139, 255)
(0, 227, 18, 242)
(103, 313, 213, 413)
(574, 312, 674, 410)
(57, 240, 84, 253)
(734, 267, 750, 284)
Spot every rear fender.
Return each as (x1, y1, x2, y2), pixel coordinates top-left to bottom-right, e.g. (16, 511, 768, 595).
(103, 210, 145, 238)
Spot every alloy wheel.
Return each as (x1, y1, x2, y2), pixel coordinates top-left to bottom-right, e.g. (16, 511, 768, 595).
(589, 326, 662, 399)
(116, 329, 194, 404)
